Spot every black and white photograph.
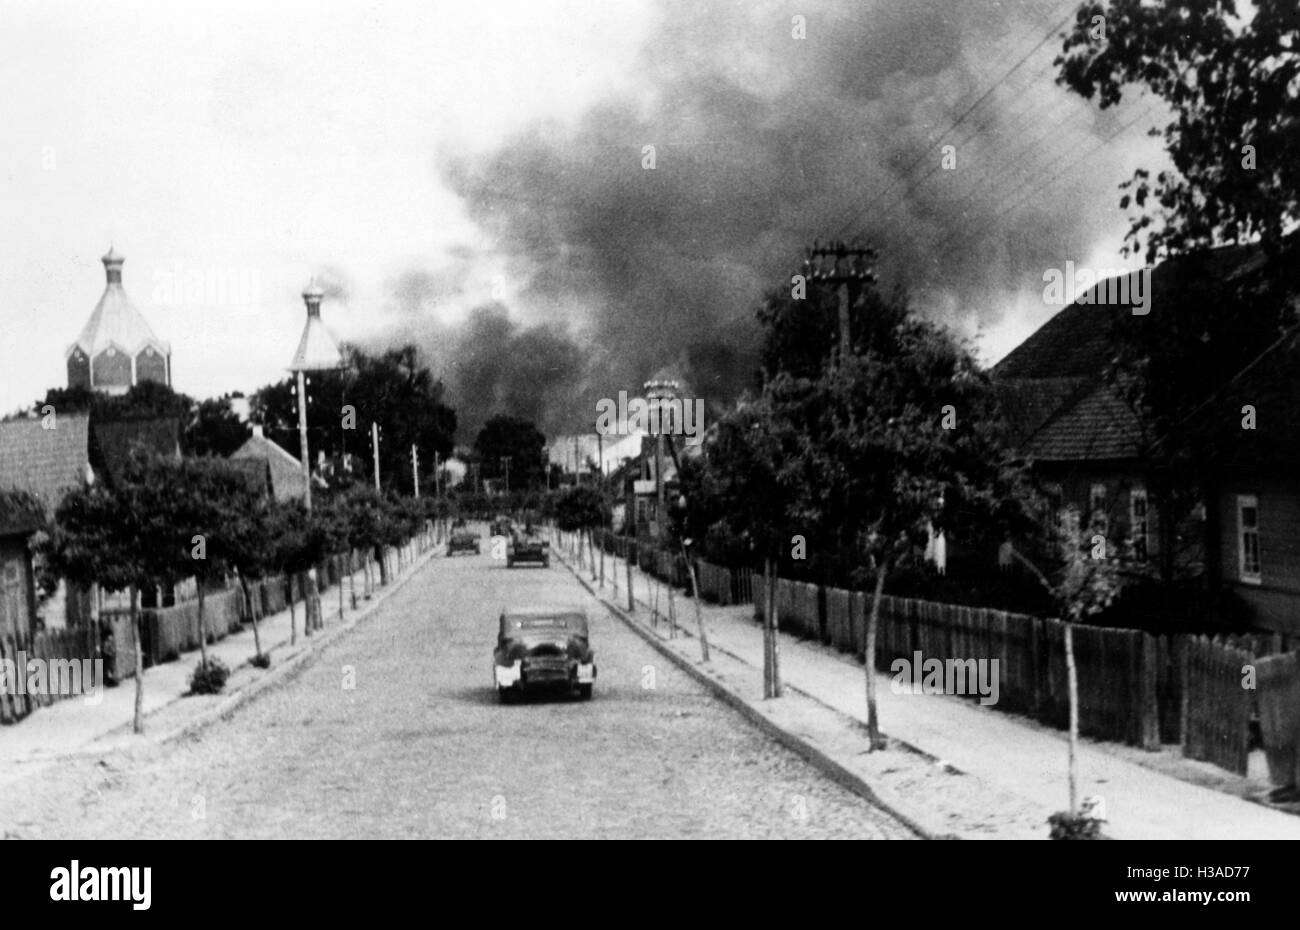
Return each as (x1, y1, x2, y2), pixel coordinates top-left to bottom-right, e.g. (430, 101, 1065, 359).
(0, 0, 1295, 903)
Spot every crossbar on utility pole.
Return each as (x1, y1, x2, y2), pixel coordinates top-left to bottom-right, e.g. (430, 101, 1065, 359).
(801, 239, 878, 366)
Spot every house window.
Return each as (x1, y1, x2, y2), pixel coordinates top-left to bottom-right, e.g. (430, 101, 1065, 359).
(1059, 506, 1080, 555)
(1237, 494, 1261, 584)
(635, 499, 648, 524)
(1129, 487, 1149, 562)
(1089, 483, 1109, 536)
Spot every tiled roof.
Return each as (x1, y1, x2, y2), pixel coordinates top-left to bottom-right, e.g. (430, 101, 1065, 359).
(1022, 382, 1148, 462)
(226, 458, 272, 497)
(992, 302, 1127, 380)
(90, 418, 181, 486)
(991, 242, 1280, 464)
(0, 414, 92, 511)
(993, 243, 1274, 383)
(994, 377, 1090, 447)
(230, 433, 306, 502)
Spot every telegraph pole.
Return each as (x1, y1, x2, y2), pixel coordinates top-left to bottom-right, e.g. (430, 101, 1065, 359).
(411, 445, 420, 497)
(801, 240, 878, 365)
(501, 456, 511, 495)
(371, 422, 381, 491)
(644, 378, 679, 545)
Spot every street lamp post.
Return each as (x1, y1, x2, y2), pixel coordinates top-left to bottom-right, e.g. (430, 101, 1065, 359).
(643, 377, 679, 546)
(288, 279, 344, 635)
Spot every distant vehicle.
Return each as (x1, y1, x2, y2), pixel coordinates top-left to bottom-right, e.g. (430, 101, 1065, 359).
(448, 528, 481, 556)
(493, 608, 596, 702)
(507, 529, 549, 568)
(451, 516, 467, 529)
(490, 515, 512, 538)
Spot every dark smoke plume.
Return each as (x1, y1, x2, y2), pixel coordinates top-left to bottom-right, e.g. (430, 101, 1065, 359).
(372, 0, 1159, 441)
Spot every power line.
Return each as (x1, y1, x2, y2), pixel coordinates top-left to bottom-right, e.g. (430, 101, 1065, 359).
(922, 93, 1169, 261)
(865, 48, 1075, 233)
(832, 0, 1081, 239)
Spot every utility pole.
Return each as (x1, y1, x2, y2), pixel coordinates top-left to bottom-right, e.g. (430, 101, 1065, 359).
(434, 451, 441, 498)
(296, 370, 312, 510)
(801, 240, 878, 366)
(411, 445, 420, 497)
(288, 280, 343, 639)
(501, 456, 511, 495)
(644, 378, 679, 545)
(371, 422, 381, 491)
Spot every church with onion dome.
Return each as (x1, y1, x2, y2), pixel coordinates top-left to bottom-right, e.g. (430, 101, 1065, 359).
(65, 247, 171, 394)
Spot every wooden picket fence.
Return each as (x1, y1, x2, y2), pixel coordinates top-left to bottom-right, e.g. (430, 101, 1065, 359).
(1, 534, 432, 730)
(574, 531, 1300, 778)
(1182, 637, 1254, 775)
(745, 571, 1300, 770)
(0, 625, 98, 724)
(1255, 652, 1300, 787)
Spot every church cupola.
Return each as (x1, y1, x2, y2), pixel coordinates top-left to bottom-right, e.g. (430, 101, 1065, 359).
(66, 247, 172, 395)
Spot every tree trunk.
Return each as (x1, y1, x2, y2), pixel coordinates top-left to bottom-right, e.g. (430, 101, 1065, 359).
(599, 538, 605, 587)
(338, 555, 345, 620)
(197, 582, 208, 667)
(626, 556, 634, 612)
(288, 575, 297, 646)
(770, 568, 782, 698)
(763, 558, 772, 697)
(351, 550, 360, 608)
(131, 585, 144, 734)
(686, 556, 710, 663)
(1066, 621, 1079, 814)
(865, 557, 889, 750)
(588, 531, 597, 582)
(304, 568, 320, 635)
(240, 576, 263, 658)
(763, 558, 775, 698)
(667, 579, 677, 639)
(377, 546, 389, 586)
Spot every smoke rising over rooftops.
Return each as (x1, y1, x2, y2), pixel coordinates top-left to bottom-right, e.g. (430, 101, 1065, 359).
(365, 0, 1163, 441)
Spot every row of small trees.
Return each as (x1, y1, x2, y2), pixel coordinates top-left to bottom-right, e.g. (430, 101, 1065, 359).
(40, 452, 432, 733)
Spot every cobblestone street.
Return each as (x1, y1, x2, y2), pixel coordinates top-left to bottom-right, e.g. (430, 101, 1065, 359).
(0, 538, 914, 839)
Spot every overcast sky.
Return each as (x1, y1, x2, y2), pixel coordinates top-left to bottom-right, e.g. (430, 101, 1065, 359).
(0, 0, 1164, 428)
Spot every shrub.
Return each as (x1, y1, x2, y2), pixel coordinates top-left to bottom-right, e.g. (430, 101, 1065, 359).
(250, 652, 271, 669)
(188, 656, 231, 695)
(1048, 811, 1103, 840)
